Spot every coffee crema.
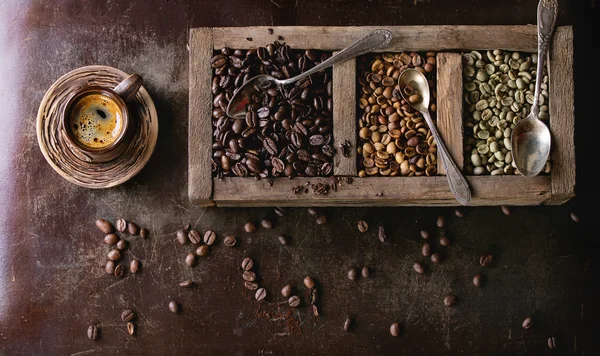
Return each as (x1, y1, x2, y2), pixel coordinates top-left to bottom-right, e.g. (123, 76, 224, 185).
(69, 93, 123, 149)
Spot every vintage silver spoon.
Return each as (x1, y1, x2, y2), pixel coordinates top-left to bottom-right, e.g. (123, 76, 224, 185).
(511, 0, 558, 177)
(398, 69, 472, 205)
(226, 29, 392, 119)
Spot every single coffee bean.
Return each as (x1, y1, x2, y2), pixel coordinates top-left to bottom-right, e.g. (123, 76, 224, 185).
(479, 254, 493, 267)
(570, 212, 580, 223)
(281, 284, 293, 297)
(241, 257, 254, 271)
(255, 288, 267, 301)
(188, 230, 201, 244)
(127, 222, 140, 235)
(361, 266, 370, 278)
(116, 239, 127, 250)
(116, 218, 127, 233)
(104, 234, 118, 245)
(444, 294, 457, 307)
(288, 295, 301, 307)
(390, 322, 400, 337)
(277, 235, 288, 245)
(130, 259, 140, 274)
(413, 261, 425, 274)
(547, 336, 556, 349)
(347, 268, 358, 281)
(140, 228, 149, 239)
(223, 235, 237, 247)
(439, 236, 450, 247)
(108, 249, 121, 261)
(87, 325, 99, 340)
(422, 243, 432, 257)
(243, 270, 257, 282)
(168, 300, 180, 313)
(244, 222, 257, 233)
(316, 215, 327, 225)
(127, 322, 135, 336)
(244, 281, 259, 290)
(307, 208, 319, 216)
(261, 219, 273, 229)
(378, 225, 387, 242)
(114, 264, 125, 278)
(522, 316, 533, 329)
(105, 260, 116, 275)
(501, 205, 511, 216)
(196, 245, 210, 257)
(454, 208, 465, 218)
(176, 229, 189, 244)
(357, 220, 369, 233)
(179, 280, 194, 288)
(344, 317, 352, 332)
(96, 219, 114, 234)
(121, 309, 135, 322)
(430, 253, 441, 264)
(304, 276, 315, 289)
(473, 273, 483, 287)
(185, 253, 196, 267)
(203, 230, 217, 245)
(436, 215, 445, 228)
(420, 230, 430, 239)
(274, 207, 286, 217)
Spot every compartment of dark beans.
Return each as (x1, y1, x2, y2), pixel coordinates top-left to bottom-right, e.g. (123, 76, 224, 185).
(211, 42, 334, 178)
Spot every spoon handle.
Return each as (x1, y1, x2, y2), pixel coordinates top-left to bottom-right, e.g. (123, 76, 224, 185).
(532, 0, 558, 113)
(422, 111, 472, 205)
(277, 29, 392, 86)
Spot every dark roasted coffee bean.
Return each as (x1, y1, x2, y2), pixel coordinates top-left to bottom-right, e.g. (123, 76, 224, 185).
(176, 229, 189, 244)
(307, 208, 318, 216)
(114, 264, 125, 278)
(547, 336, 556, 349)
(188, 230, 201, 244)
(361, 266, 370, 278)
(96, 219, 115, 234)
(108, 249, 121, 261)
(104, 233, 118, 245)
(454, 208, 465, 218)
(211, 54, 227, 68)
(244, 222, 257, 233)
(347, 268, 358, 281)
(185, 253, 196, 267)
(431, 252, 442, 264)
(116, 239, 127, 250)
(422, 243, 432, 257)
(196, 245, 210, 257)
(413, 261, 425, 274)
(179, 280, 194, 288)
(121, 309, 135, 322)
(501, 205, 511, 215)
(479, 254, 493, 267)
(378, 225, 387, 242)
(255, 288, 267, 301)
(127, 322, 135, 336)
(87, 325, 99, 340)
(241, 257, 254, 271)
(420, 230, 430, 239)
(105, 260, 116, 275)
(288, 295, 301, 307)
(444, 294, 457, 307)
(357, 220, 369, 233)
(436, 215, 445, 228)
(570, 212, 580, 223)
(140, 228, 149, 239)
(304, 276, 315, 289)
(168, 301, 180, 313)
(440, 236, 450, 247)
(315, 215, 327, 225)
(522, 316, 533, 329)
(116, 219, 127, 232)
(277, 234, 288, 245)
(243, 270, 257, 282)
(223, 235, 237, 247)
(261, 219, 273, 229)
(244, 281, 258, 290)
(309, 134, 325, 146)
(344, 317, 352, 332)
(274, 207, 286, 217)
(203, 230, 216, 245)
(472, 273, 483, 287)
(130, 259, 140, 274)
(390, 323, 400, 337)
(281, 284, 293, 297)
(127, 222, 140, 235)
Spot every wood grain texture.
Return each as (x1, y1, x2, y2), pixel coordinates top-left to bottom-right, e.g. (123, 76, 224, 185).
(212, 26, 537, 52)
(436, 53, 464, 175)
(332, 58, 357, 176)
(546, 26, 575, 205)
(188, 28, 215, 206)
(213, 176, 550, 207)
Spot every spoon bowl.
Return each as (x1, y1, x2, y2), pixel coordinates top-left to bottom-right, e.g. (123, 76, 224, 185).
(226, 75, 272, 119)
(511, 112, 551, 177)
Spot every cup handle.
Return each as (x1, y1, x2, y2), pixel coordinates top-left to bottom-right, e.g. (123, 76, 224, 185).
(113, 73, 143, 102)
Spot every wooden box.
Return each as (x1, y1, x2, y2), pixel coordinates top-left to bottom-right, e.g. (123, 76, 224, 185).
(188, 26, 574, 207)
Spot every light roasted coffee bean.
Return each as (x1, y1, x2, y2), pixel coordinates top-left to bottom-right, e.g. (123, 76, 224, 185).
(87, 325, 99, 340)
(357, 220, 369, 233)
(130, 259, 140, 273)
(196, 245, 209, 257)
(304, 276, 315, 289)
(223, 235, 237, 247)
(104, 234, 118, 245)
(121, 309, 135, 322)
(255, 288, 267, 301)
(203, 230, 216, 245)
(288, 295, 300, 307)
(116, 218, 127, 233)
(127, 222, 140, 235)
(116, 239, 127, 250)
(188, 230, 201, 244)
(281, 284, 293, 297)
(168, 301, 180, 313)
(96, 219, 114, 234)
(176, 229, 188, 244)
(241, 257, 254, 271)
(185, 253, 196, 267)
(108, 249, 121, 261)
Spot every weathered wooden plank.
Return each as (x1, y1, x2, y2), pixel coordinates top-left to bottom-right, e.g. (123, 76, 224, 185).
(188, 28, 215, 206)
(545, 26, 575, 205)
(212, 26, 537, 52)
(213, 176, 550, 207)
(436, 53, 464, 175)
(333, 58, 357, 176)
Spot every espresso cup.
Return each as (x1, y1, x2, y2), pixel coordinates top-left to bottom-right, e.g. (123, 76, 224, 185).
(60, 73, 143, 163)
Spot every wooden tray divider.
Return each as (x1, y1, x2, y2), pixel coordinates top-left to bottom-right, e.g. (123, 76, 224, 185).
(332, 58, 357, 176)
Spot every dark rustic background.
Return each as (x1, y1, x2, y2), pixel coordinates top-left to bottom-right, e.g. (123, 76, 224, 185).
(0, 0, 598, 355)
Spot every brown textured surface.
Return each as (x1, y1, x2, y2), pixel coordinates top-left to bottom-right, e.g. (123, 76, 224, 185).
(0, 0, 597, 355)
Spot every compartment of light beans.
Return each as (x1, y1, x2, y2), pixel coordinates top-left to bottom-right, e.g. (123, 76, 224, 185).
(462, 50, 550, 176)
(356, 52, 438, 177)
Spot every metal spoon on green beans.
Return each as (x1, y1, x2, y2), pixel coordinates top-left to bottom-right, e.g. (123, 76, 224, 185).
(511, 0, 558, 177)
(398, 69, 472, 205)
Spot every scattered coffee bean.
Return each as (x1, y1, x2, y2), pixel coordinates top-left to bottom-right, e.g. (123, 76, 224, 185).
(114, 264, 125, 278)
(430, 253, 441, 264)
(454, 208, 465, 218)
(116, 239, 127, 250)
(185, 253, 196, 267)
(168, 301, 180, 313)
(281, 284, 293, 297)
(277, 35, 284, 41)
(244, 281, 259, 290)
(223, 235, 237, 247)
(140, 228, 149, 239)
(347, 268, 358, 281)
(127, 222, 140, 235)
(246, 37, 252, 41)
(422, 243, 432, 257)
(313, 305, 320, 316)
(244, 222, 257, 233)
(277, 234, 288, 245)
(472, 273, 483, 287)
(188, 230, 201, 244)
(522, 316, 533, 329)
(344, 317, 352, 332)
(308, 208, 319, 216)
(87, 325, 99, 340)
(127, 322, 135, 336)
(480, 254, 493, 267)
(501, 205, 511, 216)
(288, 295, 301, 307)
(104, 233, 118, 245)
(179, 280, 194, 288)
(121, 309, 135, 322)
(304, 276, 315, 289)
(196, 245, 210, 257)
(267, 28, 273, 34)
(413, 261, 425, 274)
(242, 257, 254, 271)
(361, 266, 370, 278)
(105, 260, 116, 275)
(378, 225, 387, 242)
(390, 322, 400, 337)
(108, 249, 121, 261)
(570, 212, 580, 223)
(176, 229, 189, 244)
(547, 336, 556, 349)
(260, 219, 273, 229)
(274, 207, 286, 217)
(439, 236, 450, 247)
(420, 230, 430, 239)
(96, 219, 114, 234)
(116, 218, 127, 233)
(316, 215, 327, 225)
(444, 294, 457, 307)
(357, 220, 369, 233)
(130, 259, 140, 274)
(436, 215, 445, 228)
(243, 270, 257, 282)
(203, 230, 217, 245)
(255, 288, 267, 301)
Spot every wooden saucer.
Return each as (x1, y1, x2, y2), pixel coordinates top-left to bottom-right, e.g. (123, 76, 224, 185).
(36, 65, 158, 188)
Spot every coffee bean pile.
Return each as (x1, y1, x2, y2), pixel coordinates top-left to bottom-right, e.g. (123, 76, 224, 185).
(96, 218, 148, 279)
